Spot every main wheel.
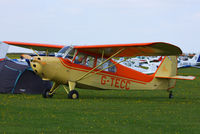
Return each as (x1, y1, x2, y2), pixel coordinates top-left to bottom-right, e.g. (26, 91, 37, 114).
(42, 89, 53, 98)
(68, 90, 79, 99)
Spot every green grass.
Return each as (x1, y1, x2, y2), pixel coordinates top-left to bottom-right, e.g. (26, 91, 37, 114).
(0, 68, 200, 134)
(7, 53, 23, 59)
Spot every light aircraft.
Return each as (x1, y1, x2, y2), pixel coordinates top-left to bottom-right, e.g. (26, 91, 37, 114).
(3, 41, 195, 99)
(178, 53, 200, 68)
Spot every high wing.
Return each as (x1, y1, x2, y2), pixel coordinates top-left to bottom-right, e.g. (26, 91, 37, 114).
(75, 42, 182, 57)
(3, 41, 64, 52)
(3, 41, 182, 57)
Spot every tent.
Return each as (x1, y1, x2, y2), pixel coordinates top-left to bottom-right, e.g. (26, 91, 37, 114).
(0, 59, 52, 94)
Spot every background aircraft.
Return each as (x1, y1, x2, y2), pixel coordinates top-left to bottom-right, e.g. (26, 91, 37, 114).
(3, 41, 195, 99)
(0, 42, 9, 60)
(178, 53, 200, 68)
(115, 56, 163, 74)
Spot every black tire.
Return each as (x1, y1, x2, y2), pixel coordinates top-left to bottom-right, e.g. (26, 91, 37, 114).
(42, 89, 53, 98)
(68, 90, 79, 99)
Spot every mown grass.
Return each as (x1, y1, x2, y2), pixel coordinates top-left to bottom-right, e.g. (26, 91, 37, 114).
(0, 67, 200, 133)
(7, 53, 23, 59)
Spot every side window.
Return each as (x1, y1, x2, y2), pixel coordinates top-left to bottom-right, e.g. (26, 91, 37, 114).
(74, 53, 86, 65)
(96, 58, 116, 73)
(86, 56, 95, 68)
(97, 58, 108, 71)
(108, 61, 117, 72)
(74, 52, 95, 68)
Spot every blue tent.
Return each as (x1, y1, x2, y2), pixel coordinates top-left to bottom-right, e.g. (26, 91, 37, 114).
(0, 59, 52, 94)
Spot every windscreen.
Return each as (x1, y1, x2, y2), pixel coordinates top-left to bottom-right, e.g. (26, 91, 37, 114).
(56, 46, 72, 58)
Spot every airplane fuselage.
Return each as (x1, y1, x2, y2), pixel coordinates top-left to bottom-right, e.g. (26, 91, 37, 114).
(30, 56, 176, 91)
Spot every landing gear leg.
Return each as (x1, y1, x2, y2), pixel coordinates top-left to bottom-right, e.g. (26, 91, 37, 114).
(66, 81, 79, 99)
(42, 82, 60, 98)
(169, 90, 173, 99)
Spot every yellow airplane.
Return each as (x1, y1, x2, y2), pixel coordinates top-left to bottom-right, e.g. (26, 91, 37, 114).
(3, 41, 195, 99)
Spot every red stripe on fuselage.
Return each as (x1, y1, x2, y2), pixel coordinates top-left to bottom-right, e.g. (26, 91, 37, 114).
(58, 58, 153, 84)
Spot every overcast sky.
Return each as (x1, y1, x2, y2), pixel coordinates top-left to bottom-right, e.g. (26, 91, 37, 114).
(0, 0, 200, 53)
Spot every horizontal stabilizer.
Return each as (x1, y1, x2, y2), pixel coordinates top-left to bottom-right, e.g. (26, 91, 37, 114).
(156, 75, 195, 80)
(192, 65, 200, 69)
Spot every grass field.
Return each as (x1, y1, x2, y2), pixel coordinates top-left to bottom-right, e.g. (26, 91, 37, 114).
(7, 53, 24, 59)
(1, 57, 200, 133)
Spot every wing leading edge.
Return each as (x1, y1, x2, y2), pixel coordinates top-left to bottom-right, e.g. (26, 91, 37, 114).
(3, 41, 64, 52)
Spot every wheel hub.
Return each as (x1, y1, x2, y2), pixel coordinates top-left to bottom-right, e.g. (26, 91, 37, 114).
(72, 94, 77, 99)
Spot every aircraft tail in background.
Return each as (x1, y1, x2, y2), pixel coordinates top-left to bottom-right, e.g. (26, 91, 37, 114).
(0, 42, 9, 60)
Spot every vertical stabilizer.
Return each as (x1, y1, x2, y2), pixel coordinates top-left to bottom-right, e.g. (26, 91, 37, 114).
(154, 56, 177, 89)
(196, 54, 200, 63)
(155, 56, 177, 77)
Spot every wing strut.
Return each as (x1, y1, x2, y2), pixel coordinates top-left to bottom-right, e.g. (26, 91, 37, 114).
(76, 48, 125, 81)
(101, 50, 104, 62)
(31, 48, 39, 56)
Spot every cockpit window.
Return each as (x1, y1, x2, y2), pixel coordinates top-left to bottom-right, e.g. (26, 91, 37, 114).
(85, 56, 95, 68)
(56, 46, 71, 57)
(64, 49, 75, 60)
(74, 52, 95, 68)
(74, 53, 87, 65)
(56, 46, 75, 60)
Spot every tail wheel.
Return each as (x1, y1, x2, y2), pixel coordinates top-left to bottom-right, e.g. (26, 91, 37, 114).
(169, 91, 173, 99)
(68, 90, 79, 99)
(42, 89, 53, 98)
